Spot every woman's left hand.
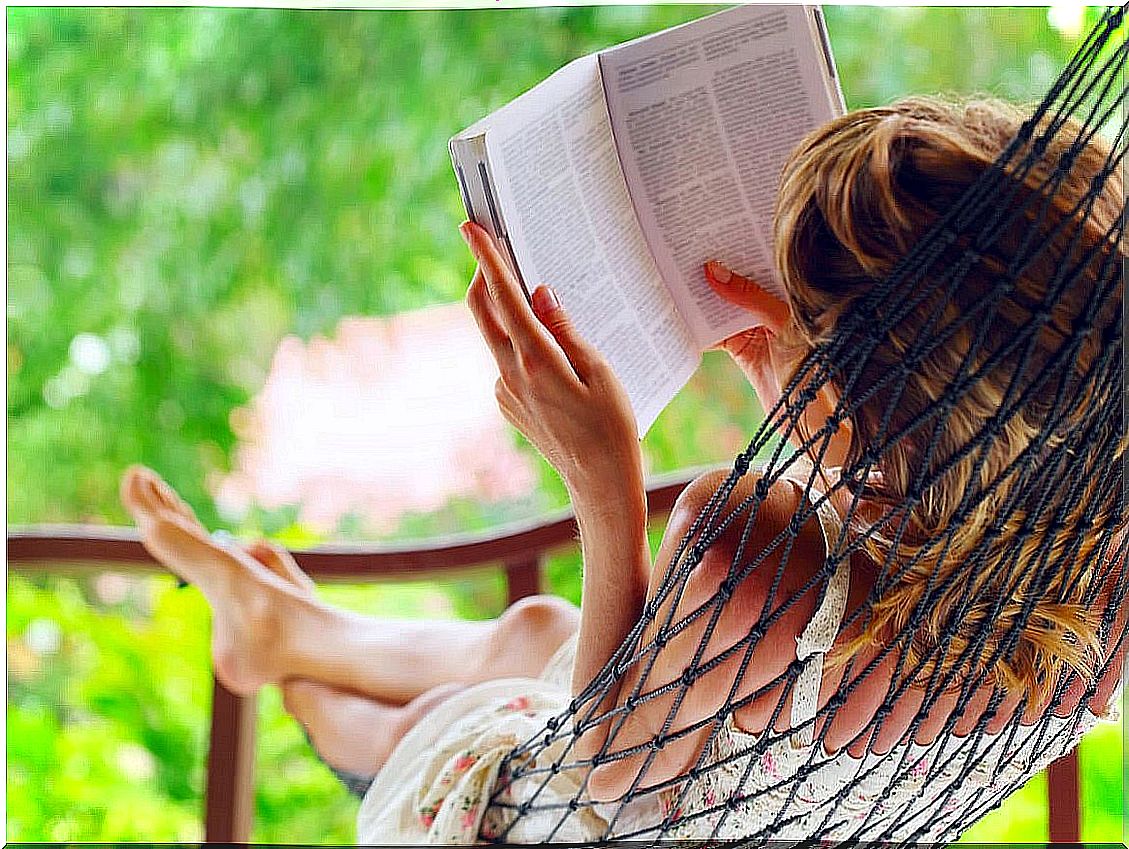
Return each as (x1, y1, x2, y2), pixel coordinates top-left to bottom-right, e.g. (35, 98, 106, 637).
(460, 222, 642, 503)
(703, 260, 790, 406)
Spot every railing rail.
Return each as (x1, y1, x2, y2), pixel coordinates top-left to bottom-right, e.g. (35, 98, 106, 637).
(8, 468, 698, 581)
(7, 468, 1081, 842)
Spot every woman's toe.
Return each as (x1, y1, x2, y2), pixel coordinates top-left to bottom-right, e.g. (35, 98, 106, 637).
(154, 475, 199, 523)
(259, 541, 317, 593)
(120, 464, 159, 516)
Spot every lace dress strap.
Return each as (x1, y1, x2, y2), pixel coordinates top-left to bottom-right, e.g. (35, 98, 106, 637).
(778, 470, 850, 750)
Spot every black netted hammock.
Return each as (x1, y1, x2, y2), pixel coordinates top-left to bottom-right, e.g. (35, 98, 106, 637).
(484, 6, 1127, 845)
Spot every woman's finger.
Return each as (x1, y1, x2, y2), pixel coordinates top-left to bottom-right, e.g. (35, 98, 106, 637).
(704, 260, 790, 331)
(466, 269, 519, 379)
(531, 285, 598, 383)
(460, 222, 571, 375)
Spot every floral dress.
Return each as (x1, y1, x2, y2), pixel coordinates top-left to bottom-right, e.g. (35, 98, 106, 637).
(355, 642, 625, 844)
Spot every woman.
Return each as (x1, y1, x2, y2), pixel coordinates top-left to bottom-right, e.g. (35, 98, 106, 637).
(122, 96, 1125, 843)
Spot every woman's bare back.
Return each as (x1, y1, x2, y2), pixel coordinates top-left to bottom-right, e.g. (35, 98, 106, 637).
(588, 465, 1126, 799)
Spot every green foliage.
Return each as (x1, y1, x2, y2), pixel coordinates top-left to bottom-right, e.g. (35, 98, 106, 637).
(8, 575, 210, 841)
(7, 4, 1121, 844)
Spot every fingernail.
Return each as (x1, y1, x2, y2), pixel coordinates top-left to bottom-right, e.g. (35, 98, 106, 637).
(459, 221, 473, 243)
(707, 261, 731, 284)
(534, 285, 561, 313)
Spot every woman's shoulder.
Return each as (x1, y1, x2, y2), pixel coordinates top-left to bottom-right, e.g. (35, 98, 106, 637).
(668, 463, 831, 581)
(587, 463, 839, 799)
(669, 464, 812, 540)
(657, 462, 837, 677)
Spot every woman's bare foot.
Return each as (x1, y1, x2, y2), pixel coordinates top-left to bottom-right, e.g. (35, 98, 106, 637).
(244, 538, 318, 596)
(121, 465, 304, 695)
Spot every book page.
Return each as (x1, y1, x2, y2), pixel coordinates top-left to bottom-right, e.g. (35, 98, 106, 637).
(479, 55, 699, 434)
(599, 5, 845, 350)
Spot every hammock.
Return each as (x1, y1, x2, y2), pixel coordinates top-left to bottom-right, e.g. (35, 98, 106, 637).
(485, 5, 1127, 844)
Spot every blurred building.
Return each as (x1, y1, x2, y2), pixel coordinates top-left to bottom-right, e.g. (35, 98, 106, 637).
(213, 303, 539, 536)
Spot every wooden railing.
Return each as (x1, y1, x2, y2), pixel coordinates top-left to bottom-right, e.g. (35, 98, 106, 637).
(7, 469, 1081, 843)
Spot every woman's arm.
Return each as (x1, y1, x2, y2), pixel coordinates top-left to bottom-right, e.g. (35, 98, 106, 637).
(459, 221, 652, 709)
(459, 227, 828, 797)
(569, 474, 651, 750)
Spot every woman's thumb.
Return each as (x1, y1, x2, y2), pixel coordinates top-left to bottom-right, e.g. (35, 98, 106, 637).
(705, 260, 757, 307)
(704, 261, 789, 330)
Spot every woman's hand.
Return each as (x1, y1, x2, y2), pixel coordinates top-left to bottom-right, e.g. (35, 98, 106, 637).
(706, 260, 855, 465)
(704, 260, 791, 405)
(704, 260, 791, 333)
(460, 221, 642, 504)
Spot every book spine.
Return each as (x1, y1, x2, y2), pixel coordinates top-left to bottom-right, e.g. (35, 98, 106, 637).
(449, 136, 529, 301)
(811, 6, 846, 114)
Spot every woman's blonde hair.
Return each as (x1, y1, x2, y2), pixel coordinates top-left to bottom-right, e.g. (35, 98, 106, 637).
(772, 95, 1124, 700)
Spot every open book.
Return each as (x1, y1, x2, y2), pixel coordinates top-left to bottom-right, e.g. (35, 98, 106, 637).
(451, 5, 845, 433)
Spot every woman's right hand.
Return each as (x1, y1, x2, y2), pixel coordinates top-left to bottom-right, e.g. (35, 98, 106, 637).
(706, 261, 855, 464)
(704, 260, 791, 403)
(704, 260, 791, 333)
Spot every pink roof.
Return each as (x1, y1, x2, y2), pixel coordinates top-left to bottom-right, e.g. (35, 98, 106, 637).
(213, 303, 539, 536)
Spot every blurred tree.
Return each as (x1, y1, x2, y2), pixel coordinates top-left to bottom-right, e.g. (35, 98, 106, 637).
(7, 5, 1120, 844)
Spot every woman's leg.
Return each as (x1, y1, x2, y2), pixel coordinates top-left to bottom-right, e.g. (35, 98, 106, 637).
(282, 679, 466, 789)
(121, 466, 579, 702)
(254, 537, 471, 783)
(241, 538, 469, 782)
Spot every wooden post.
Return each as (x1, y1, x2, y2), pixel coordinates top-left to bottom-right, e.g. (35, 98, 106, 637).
(204, 676, 257, 842)
(1046, 749, 1080, 843)
(504, 556, 543, 605)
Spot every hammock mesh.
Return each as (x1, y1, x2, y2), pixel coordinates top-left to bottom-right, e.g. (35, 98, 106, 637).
(488, 6, 1127, 844)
